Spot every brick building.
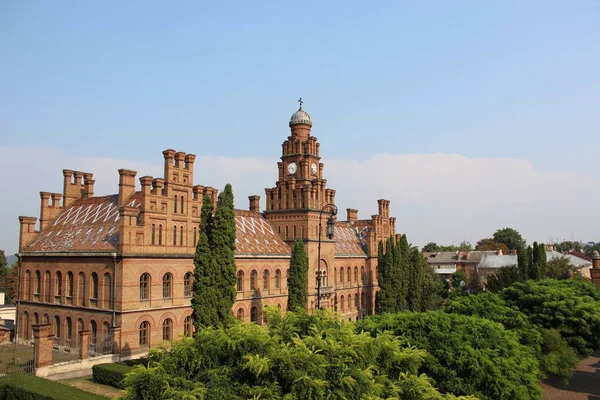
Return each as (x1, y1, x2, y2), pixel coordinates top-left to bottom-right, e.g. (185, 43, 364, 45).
(15, 102, 397, 354)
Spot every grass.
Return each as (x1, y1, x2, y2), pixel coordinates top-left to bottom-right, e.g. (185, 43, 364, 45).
(58, 376, 124, 399)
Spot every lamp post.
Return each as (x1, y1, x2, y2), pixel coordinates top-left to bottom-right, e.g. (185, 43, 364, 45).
(316, 203, 338, 310)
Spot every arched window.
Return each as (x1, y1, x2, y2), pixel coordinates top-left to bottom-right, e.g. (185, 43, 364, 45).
(90, 320, 97, 353)
(285, 226, 288, 239)
(66, 317, 72, 347)
(67, 271, 74, 299)
(159, 224, 163, 245)
(362, 290, 366, 309)
(43, 314, 49, 324)
(180, 196, 184, 214)
(340, 295, 345, 311)
(274, 270, 281, 289)
(250, 307, 258, 322)
(348, 294, 352, 309)
(347, 267, 351, 283)
(184, 272, 193, 297)
(263, 270, 270, 291)
(139, 321, 150, 346)
(355, 292, 359, 308)
(54, 315, 61, 344)
(55, 271, 62, 302)
(103, 322, 111, 350)
(33, 312, 39, 325)
(162, 273, 172, 298)
(151, 224, 156, 245)
(340, 268, 344, 284)
(103, 273, 112, 309)
(162, 319, 172, 341)
(180, 226, 184, 246)
(140, 273, 150, 300)
(173, 226, 177, 245)
(184, 316, 193, 337)
(22, 311, 29, 340)
(77, 318, 84, 348)
(361, 266, 366, 285)
(44, 271, 51, 302)
(237, 308, 244, 320)
(286, 269, 289, 287)
(174, 194, 178, 213)
(293, 225, 296, 237)
(25, 270, 32, 300)
(354, 267, 358, 283)
(91, 272, 99, 305)
(78, 272, 85, 306)
(250, 270, 257, 291)
(35, 270, 41, 298)
(193, 227, 197, 245)
(236, 271, 244, 292)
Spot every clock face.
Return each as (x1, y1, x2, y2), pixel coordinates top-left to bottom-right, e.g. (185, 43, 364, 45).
(311, 163, 318, 175)
(287, 162, 297, 174)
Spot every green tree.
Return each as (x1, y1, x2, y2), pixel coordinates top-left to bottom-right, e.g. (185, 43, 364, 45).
(517, 244, 529, 281)
(0, 250, 10, 302)
(546, 256, 580, 279)
(475, 238, 510, 253)
(407, 247, 423, 311)
(211, 184, 237, 326)
(422, 242, 439, 252)
(530, 243, 540, 280)
(485, 265, 520, 292)
(493, 227, 526, 251)
(357, 311, 542, 400)
(536, 243, 547, 278)
(287, 240, 308, 311)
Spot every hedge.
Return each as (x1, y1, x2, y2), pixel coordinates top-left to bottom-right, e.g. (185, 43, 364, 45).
(119, 358, 148, 368)
(92, 363, 134, 389)
(0, 374, 109, 400)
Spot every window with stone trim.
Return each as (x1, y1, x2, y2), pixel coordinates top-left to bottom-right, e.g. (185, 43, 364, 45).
(91, 272, 99, 305)
(274, 269, 281, 289)
(67, 271, 74, 298)
(340, 295, 345, 311)
(55, 271, 62, 302)
(348, 294, 352, 310)
(140, 273, 150, 300)
(173, 226, 177, 245)
(162, 318, 172, 341)
(139, 321, 150, 346)
(184, 272, 193, 297)
(354, 266, 358, 282)
(180, 226, 184, 246)
(250, 307, 258, 322)
(44, 271, 51, 302)
(78, 272, 85, 306)
(263, 270, 270, 291)
(237, 308, 244, 320)
(250, 270, 257, 291)
(162, 273, 172, 299)
(237, 271, 244, 292)
(174, 195, 178, 213)
(184, 316, 193, 337)
(151, 224, 156, 245)
(339, 268, 344, 284)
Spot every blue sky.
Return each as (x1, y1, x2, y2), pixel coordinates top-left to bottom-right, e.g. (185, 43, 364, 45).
(1, 1, 599, 255)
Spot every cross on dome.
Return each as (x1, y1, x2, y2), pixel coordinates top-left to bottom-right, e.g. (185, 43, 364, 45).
(298, 97, 303, 109)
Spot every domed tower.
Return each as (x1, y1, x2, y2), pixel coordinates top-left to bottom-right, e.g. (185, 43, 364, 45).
(289, 100, 313, 141)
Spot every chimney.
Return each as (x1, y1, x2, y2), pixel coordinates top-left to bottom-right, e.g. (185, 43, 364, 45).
(593, 251, 600, 269)
(118, 169, 137, 205)
(347, 208, 358, 223)
(19, 216, 38, 251)
(377, 199, 385, 217)
(249, 195, 260, 213)
(83, 173, 95, 198)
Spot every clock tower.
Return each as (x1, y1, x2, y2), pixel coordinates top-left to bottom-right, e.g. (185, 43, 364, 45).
(264, 99, 337, 309)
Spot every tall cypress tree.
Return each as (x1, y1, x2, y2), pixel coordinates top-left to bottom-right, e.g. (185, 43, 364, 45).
(536, 243, 547, 279)
(191, 195, 220, 330)
(407, 247, 423, 311)
(517, 244, 528, 281)
(375, 240, 387, 314)
(211, 184, 237, 327)
(287, 239, 308, 311)
(397, 235, 410, 310)
(529, 243, 539, 280)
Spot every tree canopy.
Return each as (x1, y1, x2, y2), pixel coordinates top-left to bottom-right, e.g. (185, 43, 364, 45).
(493, 227, 526, 250)
(287, 240, 308, 311)
(474, 238, 510, 253)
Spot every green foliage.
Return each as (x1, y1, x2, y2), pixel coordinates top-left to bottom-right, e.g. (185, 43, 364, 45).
(0, 250, 12, 303)
(555, 241, 583, 253)
(287, 240, 308, 311)
(493, 227, 526, 250)
(357, 312, 542, 400)
(537, 328, 579, 384)
(485, 265, 520, 292)
(422, 242, 472, 252)
(0, 374, 109, 400)
(584, 243, 600, 258)
(191, 185, 238, 330)
(474, 238, 509, 253)
(546, 256, 581, 279)
(501, 279, 600, 357)
(92, 363, 134, 389)
(517, 244, 528, 281)
(422, 242, 439, 252)
(121, 310, 472, 400)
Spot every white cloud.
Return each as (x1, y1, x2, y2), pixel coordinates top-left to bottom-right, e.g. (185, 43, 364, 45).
(1, 146, 598, 255)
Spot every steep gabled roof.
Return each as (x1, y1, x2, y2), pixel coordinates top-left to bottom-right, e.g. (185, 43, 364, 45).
(234, 210, 290, 256)
(334, 222, 367, 257)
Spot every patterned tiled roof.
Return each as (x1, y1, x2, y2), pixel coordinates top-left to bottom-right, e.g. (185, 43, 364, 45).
(25, 193, 142, 253)
(234, 210, 290, 256)
(353, 220, 372, 251)
(334, 222, 367, 257)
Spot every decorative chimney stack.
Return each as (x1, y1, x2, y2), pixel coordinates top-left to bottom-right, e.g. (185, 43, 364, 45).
(249, 195, 261, 213)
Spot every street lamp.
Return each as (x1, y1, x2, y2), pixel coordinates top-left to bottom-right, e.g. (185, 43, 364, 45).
(316, 203, 338, 310)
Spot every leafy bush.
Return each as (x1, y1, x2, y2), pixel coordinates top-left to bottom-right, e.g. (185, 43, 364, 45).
(92, 363, 133, 389)
(121, 309, 475, 400)
(356, 311, 542, 400)
(0, 374, 108, 399)
(120, 358, 148, 367)
(501, 279, 600, 357)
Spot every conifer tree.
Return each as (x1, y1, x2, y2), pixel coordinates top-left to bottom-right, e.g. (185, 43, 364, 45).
(287, 239, 308, 311)
(529, 243, 539, 280)
(397, 235, 410, 310)
(517, 244, 528, 281)
(375, 241, 387, 314)
(191, 195, 220, 330)
(211, 184, 237, 326)
(536, 243, 547, 279)
(407, 247, 423, 311)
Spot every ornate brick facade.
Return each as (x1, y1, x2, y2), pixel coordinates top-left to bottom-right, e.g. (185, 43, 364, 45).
(16, 103, 397, 354)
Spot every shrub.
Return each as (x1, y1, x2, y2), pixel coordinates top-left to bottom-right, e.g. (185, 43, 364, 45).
(92, 363, 133, 389)
(0, 374, 108, 399)
(120, 358, 149, 368)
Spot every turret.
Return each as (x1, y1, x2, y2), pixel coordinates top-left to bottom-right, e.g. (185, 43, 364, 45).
(118, 169, 137, 205)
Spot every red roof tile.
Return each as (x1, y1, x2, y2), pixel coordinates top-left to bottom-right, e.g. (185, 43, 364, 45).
(25, 193, 142, 253)
(234, 210, 290, 256)
(334, 222, 367, 257)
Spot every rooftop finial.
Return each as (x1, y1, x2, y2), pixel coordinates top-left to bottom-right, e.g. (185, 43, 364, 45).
(298, 97, 303, 110)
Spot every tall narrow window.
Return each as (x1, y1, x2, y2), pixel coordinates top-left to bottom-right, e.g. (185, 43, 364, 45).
(355, 292, 359, 308)
(162, 273, 172, 299)
(22, 312, 30, 340)
(250, 270, 257, 291)
(103, 273, 112, 309)
(91, 272, 99, 305)
(361, 266, 366, 285)
(151, 224, 156, 245)
(347, 267, 351, 283)
(67, 271, 74, 297)
(139, 321, 150, 346)
(250, 307, 258, 322)
(263, 270, 270, 291)
(362, 290, 366, 309)
(66, 317, 72, 347)
(180, 196, 184, 214)
(237, 271, 244, 292)
(237, 308, 244, 320)
(193, 227, 197, 246)
(173, 226, 177, 245)
(285, 226, 288, 239)
(274, 270, 281, 289)
(162, 319, 172, 341)
(35, 271, 41, 297)
(340, 268, 344, 284)
(54, 315, 61, 344)
(78, 272, 85, 306)
(159, 225, 163, 245)
(340, 296, 345, 311)
(77, 319, 84, 348)
(25, 270, 32, 300)
(354, 267, 358, 283)
(348, 294, 352, 309)
(140, 273, 150, 300)
(184, 316, 193, 337)
(90, 320, 97, 353)
(44, 271, 51, 302)
(184, 272, 193, 297)
(293, 225, 296, 237)
(55, 271, 62, 302)
(180, 226, 184, 246)
(174, 195, 178, 213)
